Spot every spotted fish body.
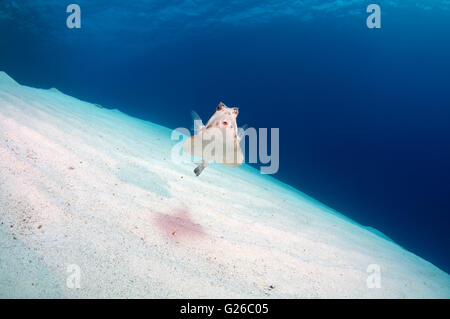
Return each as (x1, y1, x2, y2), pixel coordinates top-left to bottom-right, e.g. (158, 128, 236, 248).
(183, 102, 244, 176)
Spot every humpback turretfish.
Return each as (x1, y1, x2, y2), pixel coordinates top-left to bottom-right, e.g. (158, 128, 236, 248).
(183, 102, 244, 176)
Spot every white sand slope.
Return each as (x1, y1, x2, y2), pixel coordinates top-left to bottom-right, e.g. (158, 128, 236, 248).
(0, 71, 448, 298)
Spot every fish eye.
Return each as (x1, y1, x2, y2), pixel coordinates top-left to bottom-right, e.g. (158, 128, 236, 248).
(217, 102, 225, 111)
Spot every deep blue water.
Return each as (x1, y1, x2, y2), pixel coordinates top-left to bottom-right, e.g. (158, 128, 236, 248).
(1, 1, 449, 273)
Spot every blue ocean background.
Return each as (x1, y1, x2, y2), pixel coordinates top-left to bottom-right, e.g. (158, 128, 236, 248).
(1, 1, 449, 273)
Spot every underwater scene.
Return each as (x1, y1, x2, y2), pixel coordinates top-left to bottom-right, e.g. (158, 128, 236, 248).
(0, 1, 449, 299)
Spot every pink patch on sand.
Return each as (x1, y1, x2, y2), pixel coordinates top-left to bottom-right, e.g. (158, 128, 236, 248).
(155, 209, 204, 241)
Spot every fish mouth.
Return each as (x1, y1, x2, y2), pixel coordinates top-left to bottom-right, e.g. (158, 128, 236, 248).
(222, 121, 229, 127)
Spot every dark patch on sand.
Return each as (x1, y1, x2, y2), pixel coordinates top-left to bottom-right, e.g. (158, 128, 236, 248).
(155, 209, 204, 241)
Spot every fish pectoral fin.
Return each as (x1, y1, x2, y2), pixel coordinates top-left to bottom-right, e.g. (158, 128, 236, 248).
(238, 124, 248, 140)
(191, 110, 204, 133)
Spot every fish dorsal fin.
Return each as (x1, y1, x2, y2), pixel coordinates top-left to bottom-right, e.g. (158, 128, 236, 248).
(191, 110, 204, 133)
(238, 124, 248, 141)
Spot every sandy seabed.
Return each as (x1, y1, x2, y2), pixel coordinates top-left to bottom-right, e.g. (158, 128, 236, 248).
(0, 72, 449, 298)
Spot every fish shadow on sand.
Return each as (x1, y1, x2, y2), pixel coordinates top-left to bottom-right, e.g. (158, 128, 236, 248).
(116, 161, 171, 198)
(155, 209, 205, 242)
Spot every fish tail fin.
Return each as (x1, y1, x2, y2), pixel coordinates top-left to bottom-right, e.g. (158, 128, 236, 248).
(194, 160, 209, 176)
